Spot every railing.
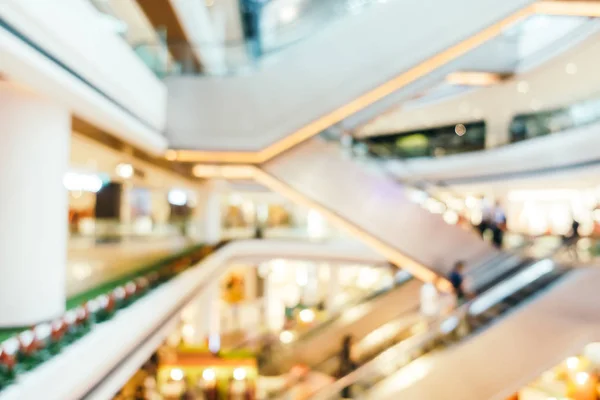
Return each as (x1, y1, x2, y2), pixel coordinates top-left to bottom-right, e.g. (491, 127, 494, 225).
(0, 242, 220, 390)
(131, 0, 396, 77)
(309, 258, 568, 400)
(361, 121, 486, 159)
(360, 92, 600, 161)
(510, 93, 600, 142)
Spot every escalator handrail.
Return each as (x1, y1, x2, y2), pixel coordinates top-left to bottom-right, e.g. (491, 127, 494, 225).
(308, 250, 569, 400)
(233, 272, 413, 353)
(306, 304, 470, 400)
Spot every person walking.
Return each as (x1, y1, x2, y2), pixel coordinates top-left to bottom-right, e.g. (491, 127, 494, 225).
(336, 335, 357, 399)
(563, 217, 581, 260)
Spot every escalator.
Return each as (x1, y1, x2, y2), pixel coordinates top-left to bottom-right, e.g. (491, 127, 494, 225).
(307, 258, 570, 400)
(254, 273, 421, 375)
(261, 245, 538, 398)
(261, 138, 500, 282)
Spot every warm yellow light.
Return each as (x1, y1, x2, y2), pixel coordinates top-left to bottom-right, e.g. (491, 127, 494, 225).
(233, 367, 247, 381)
(535, 1, 600, 17)
(299, 308, 315, 323)
(279, 330, 295, 344)
(115, 163, 134, 179)
(202, 368, 216, 382)
(566, 356, 580, 370)
(170, 368, 184, 381)
(575, 371, 590, 385)
(165, 150, 178, 161)
(446, 71, 504, 86)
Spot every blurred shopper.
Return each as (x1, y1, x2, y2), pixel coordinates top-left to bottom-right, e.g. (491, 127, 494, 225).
(563, 217, 581, 260)
(336, 335, 357, 398)
(448, 261, 467, 302)
(491, 202, 506, 249)
(254, 224, 264, 239)
(476, 198, 493, 238)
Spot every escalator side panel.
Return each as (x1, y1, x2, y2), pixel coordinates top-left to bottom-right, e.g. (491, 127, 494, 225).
(262, 139, 498, 278)
(285, 279, 421, 367)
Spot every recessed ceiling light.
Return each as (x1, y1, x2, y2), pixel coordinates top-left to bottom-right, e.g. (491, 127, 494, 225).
(517, 81, 529, 94)
(565, 62, 578, 75)
(446, 71, 504, 86)
(115, 163, 134, 179)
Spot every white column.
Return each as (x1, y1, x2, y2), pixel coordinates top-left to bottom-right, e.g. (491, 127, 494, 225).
(0, 83, 70, 327)
(204, 192, 222, 244)
(485, 111, 513, 148)
(206, 282, 221, 353)
(327, 265, 341, 313)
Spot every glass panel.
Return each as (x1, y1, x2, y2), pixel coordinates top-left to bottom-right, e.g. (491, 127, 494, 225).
(362, 121, 486, 159)
(510, 94, 600, 142)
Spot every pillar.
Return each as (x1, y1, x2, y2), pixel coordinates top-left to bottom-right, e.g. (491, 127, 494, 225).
(205, 192, 222, 244)
(485, 111, 513, 148)
(0, 83, 70, 326)
(206, 282, 221, 353)
(327, 265, 341, 313)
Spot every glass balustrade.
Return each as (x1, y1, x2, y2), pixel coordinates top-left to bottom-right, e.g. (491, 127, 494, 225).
(359, 121, 487, 160)
(359, 92, 600, 161)
(510, 93, 600, 142)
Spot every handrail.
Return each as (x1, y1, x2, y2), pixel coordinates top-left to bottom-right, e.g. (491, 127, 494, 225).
(305, 243, 571, 400)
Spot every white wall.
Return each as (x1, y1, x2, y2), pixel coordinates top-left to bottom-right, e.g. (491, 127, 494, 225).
(0, 0, 167, 140)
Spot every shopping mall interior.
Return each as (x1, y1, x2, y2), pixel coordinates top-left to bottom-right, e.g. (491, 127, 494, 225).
(2, 0, 600, 399)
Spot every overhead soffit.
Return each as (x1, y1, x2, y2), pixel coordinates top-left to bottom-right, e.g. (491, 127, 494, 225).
(162, 0, 600, 165)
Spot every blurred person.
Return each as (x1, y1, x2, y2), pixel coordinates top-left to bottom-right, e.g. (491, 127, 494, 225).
(491, 202, 506, 249)
(448, 261, 467, 302)
(336, 335, 357, 398)
(476, 198, 493, 238)
(563, 217, 581, 260)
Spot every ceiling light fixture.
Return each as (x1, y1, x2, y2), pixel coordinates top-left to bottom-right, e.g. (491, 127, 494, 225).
(517, 81, 530, 94)
(565, 62, 578, 75)
(115, 163, 134, 179)
(446, 71, 505, 86)
(455, 124, 467, 136)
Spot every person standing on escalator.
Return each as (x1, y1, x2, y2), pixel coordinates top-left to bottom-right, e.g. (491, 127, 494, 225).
(563, 217, 581, 260)
(491, 202, 506, 249)
(337, 335, 357, 399)
(448, 261, 467, 303)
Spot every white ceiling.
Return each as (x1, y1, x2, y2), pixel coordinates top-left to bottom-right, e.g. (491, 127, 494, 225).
(165, 0, 534, 151)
